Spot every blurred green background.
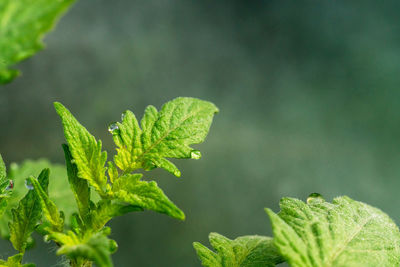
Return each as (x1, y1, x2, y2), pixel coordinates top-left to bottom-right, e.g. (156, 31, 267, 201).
(2, 1, 400, 266)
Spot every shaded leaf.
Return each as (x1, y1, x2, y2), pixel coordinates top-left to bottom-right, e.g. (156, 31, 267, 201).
(112, 174, 184, 220)
(9, 169, 48, 253)
(0, 154, 11, 219)
(0, 0, 76, 84)
(27, 177, 63, 232)
(0, 159, 77, 239)
(62, 144, 90, 220)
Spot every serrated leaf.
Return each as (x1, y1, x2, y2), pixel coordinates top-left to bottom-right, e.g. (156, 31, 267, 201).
(0, 0, 76, 84)
(112, 174, 185, 220)
(48, 230, 114, 267)
(0, 159, 77, 239)
(62, 144, 90, 220)
(28, 177, 63, 232)
(194, 233, 284, 267)
(112, 97, 218, 176)
(9, 169, 48, 253)
(266, 196, 400, 267)
(54, 102, 108, 196)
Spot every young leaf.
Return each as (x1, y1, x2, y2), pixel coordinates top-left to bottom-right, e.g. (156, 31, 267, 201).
(27, 177, 63, 232)
(112, 97, 219, 176)
(112, 174, 185, 220)
(47, 230, 114, 267)
(9, 169, 48, 253)
(0, 253, 34, 267)
(54, 102, 108, 195)
(0, 0, 76, 84)
(266, 195, 400, 267)
(193, 233, 284, 267)
(62, 144, 90, 220)
(0, 159, 77, 239)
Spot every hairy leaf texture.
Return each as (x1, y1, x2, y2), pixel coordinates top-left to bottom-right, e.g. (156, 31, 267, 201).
(194, 233, 284, 267)
(111, 97, 218, 176)
(266, 195, 400, 267)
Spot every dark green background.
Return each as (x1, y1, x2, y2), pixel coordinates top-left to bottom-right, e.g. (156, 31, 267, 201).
(2, 1, 400, 266)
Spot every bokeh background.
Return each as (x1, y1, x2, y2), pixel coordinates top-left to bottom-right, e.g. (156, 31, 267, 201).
(2, 1, 400, 266)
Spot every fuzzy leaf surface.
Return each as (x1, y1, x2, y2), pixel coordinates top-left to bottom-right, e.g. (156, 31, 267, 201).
(194, 233, 283, 267)
(112, 174, 184, 220)
(266, 196, 400, 267)
(9, 169, 48, 253)
(54, 102, 108, 195)
(0, 0, 75, 84)
(112, 97, 218, 176)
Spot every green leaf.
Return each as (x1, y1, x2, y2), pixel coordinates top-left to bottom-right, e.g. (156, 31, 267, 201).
(0, 154, 10, 218)
(0, 154, 6, 181)
(27, 177, 63, 232)
(193, 233, 284, 267)
(112, 97, 219, 176)
(0, 159, 77, 239)
(266, 195, 400, 267)
(9, 169, 48, 253)
(48, 230, 114, 267)
(107, 162, 118, 184)
(54, 102, 108, 195)
(87, 200, 142, 231)
(0, 0, 76, 84)
(0, 253, 35, 267)
(62, 144, 90, 220)
(112, 174, 185, 220)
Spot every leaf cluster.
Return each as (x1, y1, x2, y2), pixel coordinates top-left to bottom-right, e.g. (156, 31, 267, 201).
(195, 194, 400, 267)
(0, 97, 218, 267)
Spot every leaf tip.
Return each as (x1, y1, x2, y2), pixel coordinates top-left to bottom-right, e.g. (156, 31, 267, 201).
(176, 210, 185, 221)
(265, 208, 277, 220)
